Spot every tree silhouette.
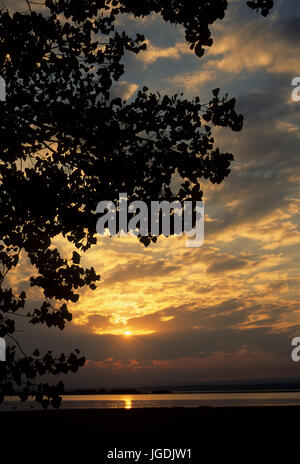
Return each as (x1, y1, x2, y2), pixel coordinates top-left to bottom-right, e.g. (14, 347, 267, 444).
(0, 0, 273, 407)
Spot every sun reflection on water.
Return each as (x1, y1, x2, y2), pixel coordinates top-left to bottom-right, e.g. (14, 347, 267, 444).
(123, 398, 132, 409)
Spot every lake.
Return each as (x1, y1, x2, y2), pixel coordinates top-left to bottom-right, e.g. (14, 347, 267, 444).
(2, 391, 300, 410)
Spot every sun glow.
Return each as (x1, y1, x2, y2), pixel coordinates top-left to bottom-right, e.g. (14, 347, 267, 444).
(123, 398, 132, 409)
(92, 327, 156, 336)
(121, 329, 156, 336)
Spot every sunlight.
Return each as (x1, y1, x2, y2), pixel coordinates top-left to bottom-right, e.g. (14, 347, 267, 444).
(92, 327, 156, 336)
(123, 398, 132, 409)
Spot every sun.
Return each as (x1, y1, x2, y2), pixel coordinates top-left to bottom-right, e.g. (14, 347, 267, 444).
(124, 331, 132, 336)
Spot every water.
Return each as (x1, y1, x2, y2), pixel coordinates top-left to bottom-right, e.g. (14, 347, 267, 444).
(2, 391, 300, 410)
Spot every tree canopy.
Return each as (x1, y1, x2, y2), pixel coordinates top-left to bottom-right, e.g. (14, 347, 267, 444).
(0, 0, 273, 407)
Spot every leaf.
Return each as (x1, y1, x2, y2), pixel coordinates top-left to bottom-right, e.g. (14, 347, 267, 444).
(41, 399, 49, 409)
(194, 42, 205, 58)
(72, 251, 81, 264)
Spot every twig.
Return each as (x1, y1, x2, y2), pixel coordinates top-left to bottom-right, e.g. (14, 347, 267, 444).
(7, 334, 27, 357)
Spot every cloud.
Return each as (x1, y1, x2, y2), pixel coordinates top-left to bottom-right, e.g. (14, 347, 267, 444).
(14, 315, 300, 387)
(136, 40, 192, 68)
(166, 16, 300, 92)
(206, 255, 250, 273)
(110, 81, 139, 100)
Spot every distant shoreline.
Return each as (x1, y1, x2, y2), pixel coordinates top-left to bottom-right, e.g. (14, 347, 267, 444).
(63, 388, 300, 395)
(5, 388, 300, 397)
(62, 381, 300, 395)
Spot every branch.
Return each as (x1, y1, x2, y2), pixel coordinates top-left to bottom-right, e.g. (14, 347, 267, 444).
(7, 334, 27, 357)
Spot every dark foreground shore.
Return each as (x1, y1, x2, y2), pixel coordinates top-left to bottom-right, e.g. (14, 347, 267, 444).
(0, 405, 299, 445)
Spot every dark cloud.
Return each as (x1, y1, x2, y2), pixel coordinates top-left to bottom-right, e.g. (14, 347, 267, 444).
(206, 255, 250, 273)
(105, 259, 180, 285)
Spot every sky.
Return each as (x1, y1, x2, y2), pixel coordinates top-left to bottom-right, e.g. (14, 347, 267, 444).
(5, 0, 300, 388)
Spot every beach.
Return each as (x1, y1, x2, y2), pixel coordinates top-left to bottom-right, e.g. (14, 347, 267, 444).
(0, 405, 299, 445)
